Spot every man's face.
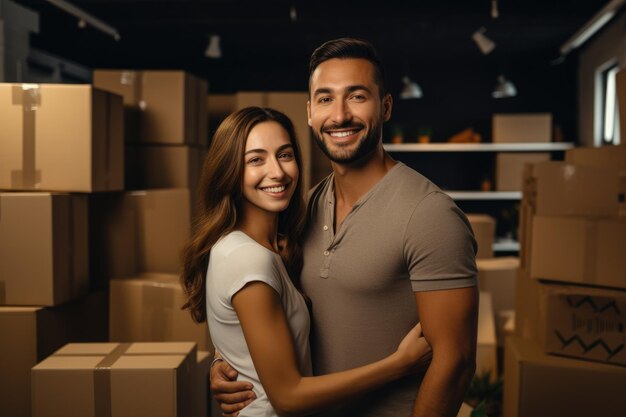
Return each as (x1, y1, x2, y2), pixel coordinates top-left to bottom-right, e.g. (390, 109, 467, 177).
(307, 58, 392, 164)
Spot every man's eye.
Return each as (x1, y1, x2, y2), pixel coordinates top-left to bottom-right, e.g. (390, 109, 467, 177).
(318, 97, 332, 104)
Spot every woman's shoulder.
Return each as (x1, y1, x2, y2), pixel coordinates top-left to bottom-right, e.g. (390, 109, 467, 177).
(213, 231, 278, 265)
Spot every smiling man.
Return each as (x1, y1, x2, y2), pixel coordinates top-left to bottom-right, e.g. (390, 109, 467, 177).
(212, 38, 479, 417)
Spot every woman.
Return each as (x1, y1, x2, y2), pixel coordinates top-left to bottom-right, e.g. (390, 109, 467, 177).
(181, 107, 431, 417)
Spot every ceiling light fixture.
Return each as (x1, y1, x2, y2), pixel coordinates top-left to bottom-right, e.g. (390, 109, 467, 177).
(560, 0, 625, 56)
(290, 5, 297, 22)
(491, 0, 499, 19)
(492, 75, 517, 98)
(44, 0, 120, 41)
(400, 76, 423, 99)
(205, 35, 222, 59)
(472, 27, 496, 55)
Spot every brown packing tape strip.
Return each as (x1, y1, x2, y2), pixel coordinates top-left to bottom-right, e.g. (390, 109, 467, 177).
(94, 343, 132, 417)
(104, 91, 111, 188)
(583, 220, 599, 284)
(11, 84, 41, 188)
(142, 280, 176, 341)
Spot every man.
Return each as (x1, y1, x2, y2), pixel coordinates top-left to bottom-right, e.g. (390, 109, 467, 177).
(212, 38, 478, 417)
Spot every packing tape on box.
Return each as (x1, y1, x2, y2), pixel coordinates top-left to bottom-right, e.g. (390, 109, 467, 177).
(11, 84, 42, 188)
(583, 221, 599, 284)
(93, 343, 132, 417)
(142, 281, 175, 341)
(119, 71, 145, 110)
(104, 91, 112, 189)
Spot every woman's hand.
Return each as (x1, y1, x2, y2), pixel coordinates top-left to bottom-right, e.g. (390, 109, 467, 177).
(396, 322, 433, 374)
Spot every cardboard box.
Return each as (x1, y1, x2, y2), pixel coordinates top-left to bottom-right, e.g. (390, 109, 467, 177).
(565, 144, 626, 172)
(616, 69, 626, 142)
(503, 336, 626, 417)
(0, 83, 123, 192)
(0, 292, 108, 417)
(496, 153, 550, 191)
(32, 342, 196, 417)
(93, 70, 207, 145)
(195, 351, 210, 417)
(125, 144, 203, 212)
(89, 189, 190, 289)
(523, 161, 621, 217)
(477, 257, 519, 345)
(492, 113, 552, 143)
(109, 273, 212, 351)
(477, 292, 498, 377)
(0, 192, 88, 305)
(467, 214, 495, 259)
(530, 215, 626, 289)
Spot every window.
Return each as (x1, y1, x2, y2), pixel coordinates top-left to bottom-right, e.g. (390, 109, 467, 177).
(600, 63, 621, 145)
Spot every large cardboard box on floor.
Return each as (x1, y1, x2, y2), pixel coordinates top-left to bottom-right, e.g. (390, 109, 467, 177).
(467, 214, 495, 259)
(0, 83, 123, 191)
(496, 152, 550, 191)
(0, 192, 88, 305)
(492, 113, 552, 143)
(530, 215, 626, 289)
(110, 273, 212, 351)
(32, 342, 196, 417)
(477, 292, 498, 377)
(503, 336, 626, 417)
(0, 292, 108, 417)
(89, 189, 190, 289)
(93, 70, 207, 145)
(477, 257, 519, 345)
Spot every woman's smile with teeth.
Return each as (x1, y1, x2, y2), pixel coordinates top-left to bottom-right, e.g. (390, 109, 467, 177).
(260, 185, 286, 193)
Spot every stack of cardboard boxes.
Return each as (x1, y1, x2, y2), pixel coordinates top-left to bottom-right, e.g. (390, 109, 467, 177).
(0, 73, 213, 417)
(504, 145, 626, 417)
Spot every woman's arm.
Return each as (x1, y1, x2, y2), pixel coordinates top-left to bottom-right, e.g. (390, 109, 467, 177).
(232, 281, 431, 417)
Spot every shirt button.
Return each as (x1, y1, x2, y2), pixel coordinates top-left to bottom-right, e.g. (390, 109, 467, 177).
(324, 250, 330, 256)
(323, 225, 328, 231)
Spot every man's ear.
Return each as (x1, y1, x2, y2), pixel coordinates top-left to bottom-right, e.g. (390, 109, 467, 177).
(382, 93, 393, 122)
(307, 100, 312, 126)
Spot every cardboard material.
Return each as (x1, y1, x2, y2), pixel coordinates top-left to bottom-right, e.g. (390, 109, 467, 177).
(530, 215, 626, 289)
(125, 144, 202, 211)
(523, 161, 621, 217)
(93, 70, 207, 145)
(0, 83, 123, 192)
(495, 152, 550, 191)
(477, 257, 519, 345)
(32, 342, 196, 417)
(467, 214, 495, 259)
(492, 113, 552, 143)
(565, 144, 626, 172)
(616, 69, 626, 142)
(503, 336, 626, 417)
(88, 189, 190, 289)
(0, 292, 108, 417)
(0, 192, 88, 305)
(477, 292, 498, 376)
(109, 273, 212, 351)
(195, 351, 210, 417)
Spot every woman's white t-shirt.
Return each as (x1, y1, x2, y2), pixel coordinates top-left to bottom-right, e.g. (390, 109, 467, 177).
(206, 231, 312, 417)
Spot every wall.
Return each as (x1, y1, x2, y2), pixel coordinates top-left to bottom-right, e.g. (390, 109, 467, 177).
(578, 12, 626, 147)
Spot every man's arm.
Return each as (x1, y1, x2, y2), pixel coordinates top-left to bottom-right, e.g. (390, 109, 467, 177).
(210, 359, 256, 416)
(411, 285, 478, 417)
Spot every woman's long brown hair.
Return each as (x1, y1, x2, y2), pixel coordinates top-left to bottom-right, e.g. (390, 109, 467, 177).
(181, 107, 306, 323)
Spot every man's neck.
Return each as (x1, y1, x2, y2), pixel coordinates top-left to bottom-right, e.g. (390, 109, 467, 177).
(332, 145, 397, 209)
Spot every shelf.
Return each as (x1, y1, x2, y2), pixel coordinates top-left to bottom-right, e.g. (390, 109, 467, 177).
(493, 240, 521, 252)
(445, 191, 522, 200)
(384, 142, 575, 152)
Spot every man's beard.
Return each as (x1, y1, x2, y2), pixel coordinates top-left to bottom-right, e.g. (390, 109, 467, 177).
(313, 119, 383, 164)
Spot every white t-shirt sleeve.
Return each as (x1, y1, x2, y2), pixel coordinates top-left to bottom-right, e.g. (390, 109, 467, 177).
(213, 242, 284, 304)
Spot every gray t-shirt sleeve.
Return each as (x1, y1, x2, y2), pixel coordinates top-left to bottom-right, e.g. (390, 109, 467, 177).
(215, 243, 284, 303)
(404, 191, 478, 291)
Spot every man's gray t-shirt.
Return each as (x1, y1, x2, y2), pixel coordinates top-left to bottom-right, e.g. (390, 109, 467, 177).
(301, 162, 477, 417)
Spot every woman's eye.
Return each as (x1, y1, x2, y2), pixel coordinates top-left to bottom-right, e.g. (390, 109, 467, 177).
(247, 157, 262, 165)
(278, 152, 294, 160)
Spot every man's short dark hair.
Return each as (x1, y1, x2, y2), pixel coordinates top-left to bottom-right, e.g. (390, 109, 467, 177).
(309, 38, 387, 98)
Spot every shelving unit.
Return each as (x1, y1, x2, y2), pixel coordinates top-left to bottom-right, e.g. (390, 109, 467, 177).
(386, 142, 575, 255)
(383, 142, 575, 152)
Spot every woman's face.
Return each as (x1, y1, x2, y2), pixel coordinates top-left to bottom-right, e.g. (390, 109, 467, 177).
(241, 121, 299, 217)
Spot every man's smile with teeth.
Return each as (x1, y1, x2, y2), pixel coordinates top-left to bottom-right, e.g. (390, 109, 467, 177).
(328, 130, 358, 137)
(260, 185, 287, 193)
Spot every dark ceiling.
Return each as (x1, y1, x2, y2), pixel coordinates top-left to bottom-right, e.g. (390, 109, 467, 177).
(13, 0, 612, 92)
